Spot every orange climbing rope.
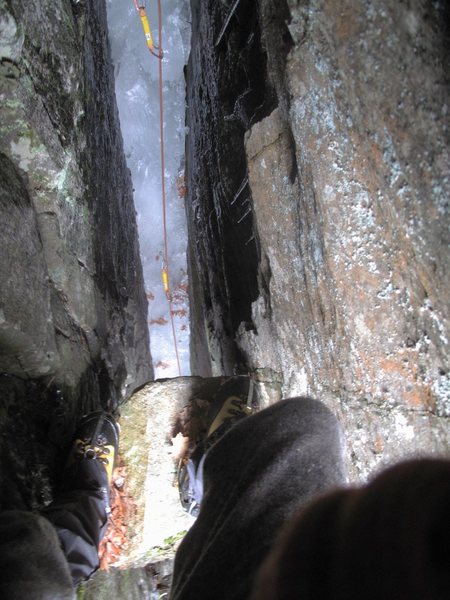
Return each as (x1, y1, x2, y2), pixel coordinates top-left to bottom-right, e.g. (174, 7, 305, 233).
(134, 0, 182, 376)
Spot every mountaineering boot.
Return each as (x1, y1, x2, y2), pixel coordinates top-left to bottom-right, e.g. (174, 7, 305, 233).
(178, 376, 255, 516)
(206, 376, 254, 443)
(42, 411, 121, 585)
(62, 411, 120, 513)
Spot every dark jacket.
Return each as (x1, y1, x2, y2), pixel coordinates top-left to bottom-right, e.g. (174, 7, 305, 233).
(252, 459, 450, 600)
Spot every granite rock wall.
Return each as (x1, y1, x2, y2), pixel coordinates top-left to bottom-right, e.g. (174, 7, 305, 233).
(0, 0, 152, 508)
(185, 0, 450, 478)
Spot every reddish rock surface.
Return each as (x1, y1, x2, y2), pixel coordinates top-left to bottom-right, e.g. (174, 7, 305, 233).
(185, 0, 450, 478)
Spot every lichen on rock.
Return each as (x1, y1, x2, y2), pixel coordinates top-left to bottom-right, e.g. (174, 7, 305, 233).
(0, 0, 151, 508)
(185, 0, 450, 480)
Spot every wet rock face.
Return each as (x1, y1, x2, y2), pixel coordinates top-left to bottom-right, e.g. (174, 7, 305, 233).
(186, 0, 450, 477)
(185, 0, 278, 376)
(0, 0, 151, 505)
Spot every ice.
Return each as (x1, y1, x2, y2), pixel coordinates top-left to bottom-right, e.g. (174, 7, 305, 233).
(106, 0, 191, 378)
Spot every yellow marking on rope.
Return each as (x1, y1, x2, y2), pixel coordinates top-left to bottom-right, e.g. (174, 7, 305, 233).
(162, 268, 169, 295)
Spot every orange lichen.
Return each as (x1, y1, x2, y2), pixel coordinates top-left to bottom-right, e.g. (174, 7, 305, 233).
(379, 357, 435, 410)
(99, 459, 135, 570)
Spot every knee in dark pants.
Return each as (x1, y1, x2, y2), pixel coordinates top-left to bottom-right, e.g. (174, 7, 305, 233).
(0, 510, 74, 600)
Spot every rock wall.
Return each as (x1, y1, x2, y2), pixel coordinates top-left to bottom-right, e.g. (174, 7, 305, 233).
(185, 0, 450, 478)
(0, 0, 152, 507)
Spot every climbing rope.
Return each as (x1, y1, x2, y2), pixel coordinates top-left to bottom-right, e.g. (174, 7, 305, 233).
(134, 0, 182, 376)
